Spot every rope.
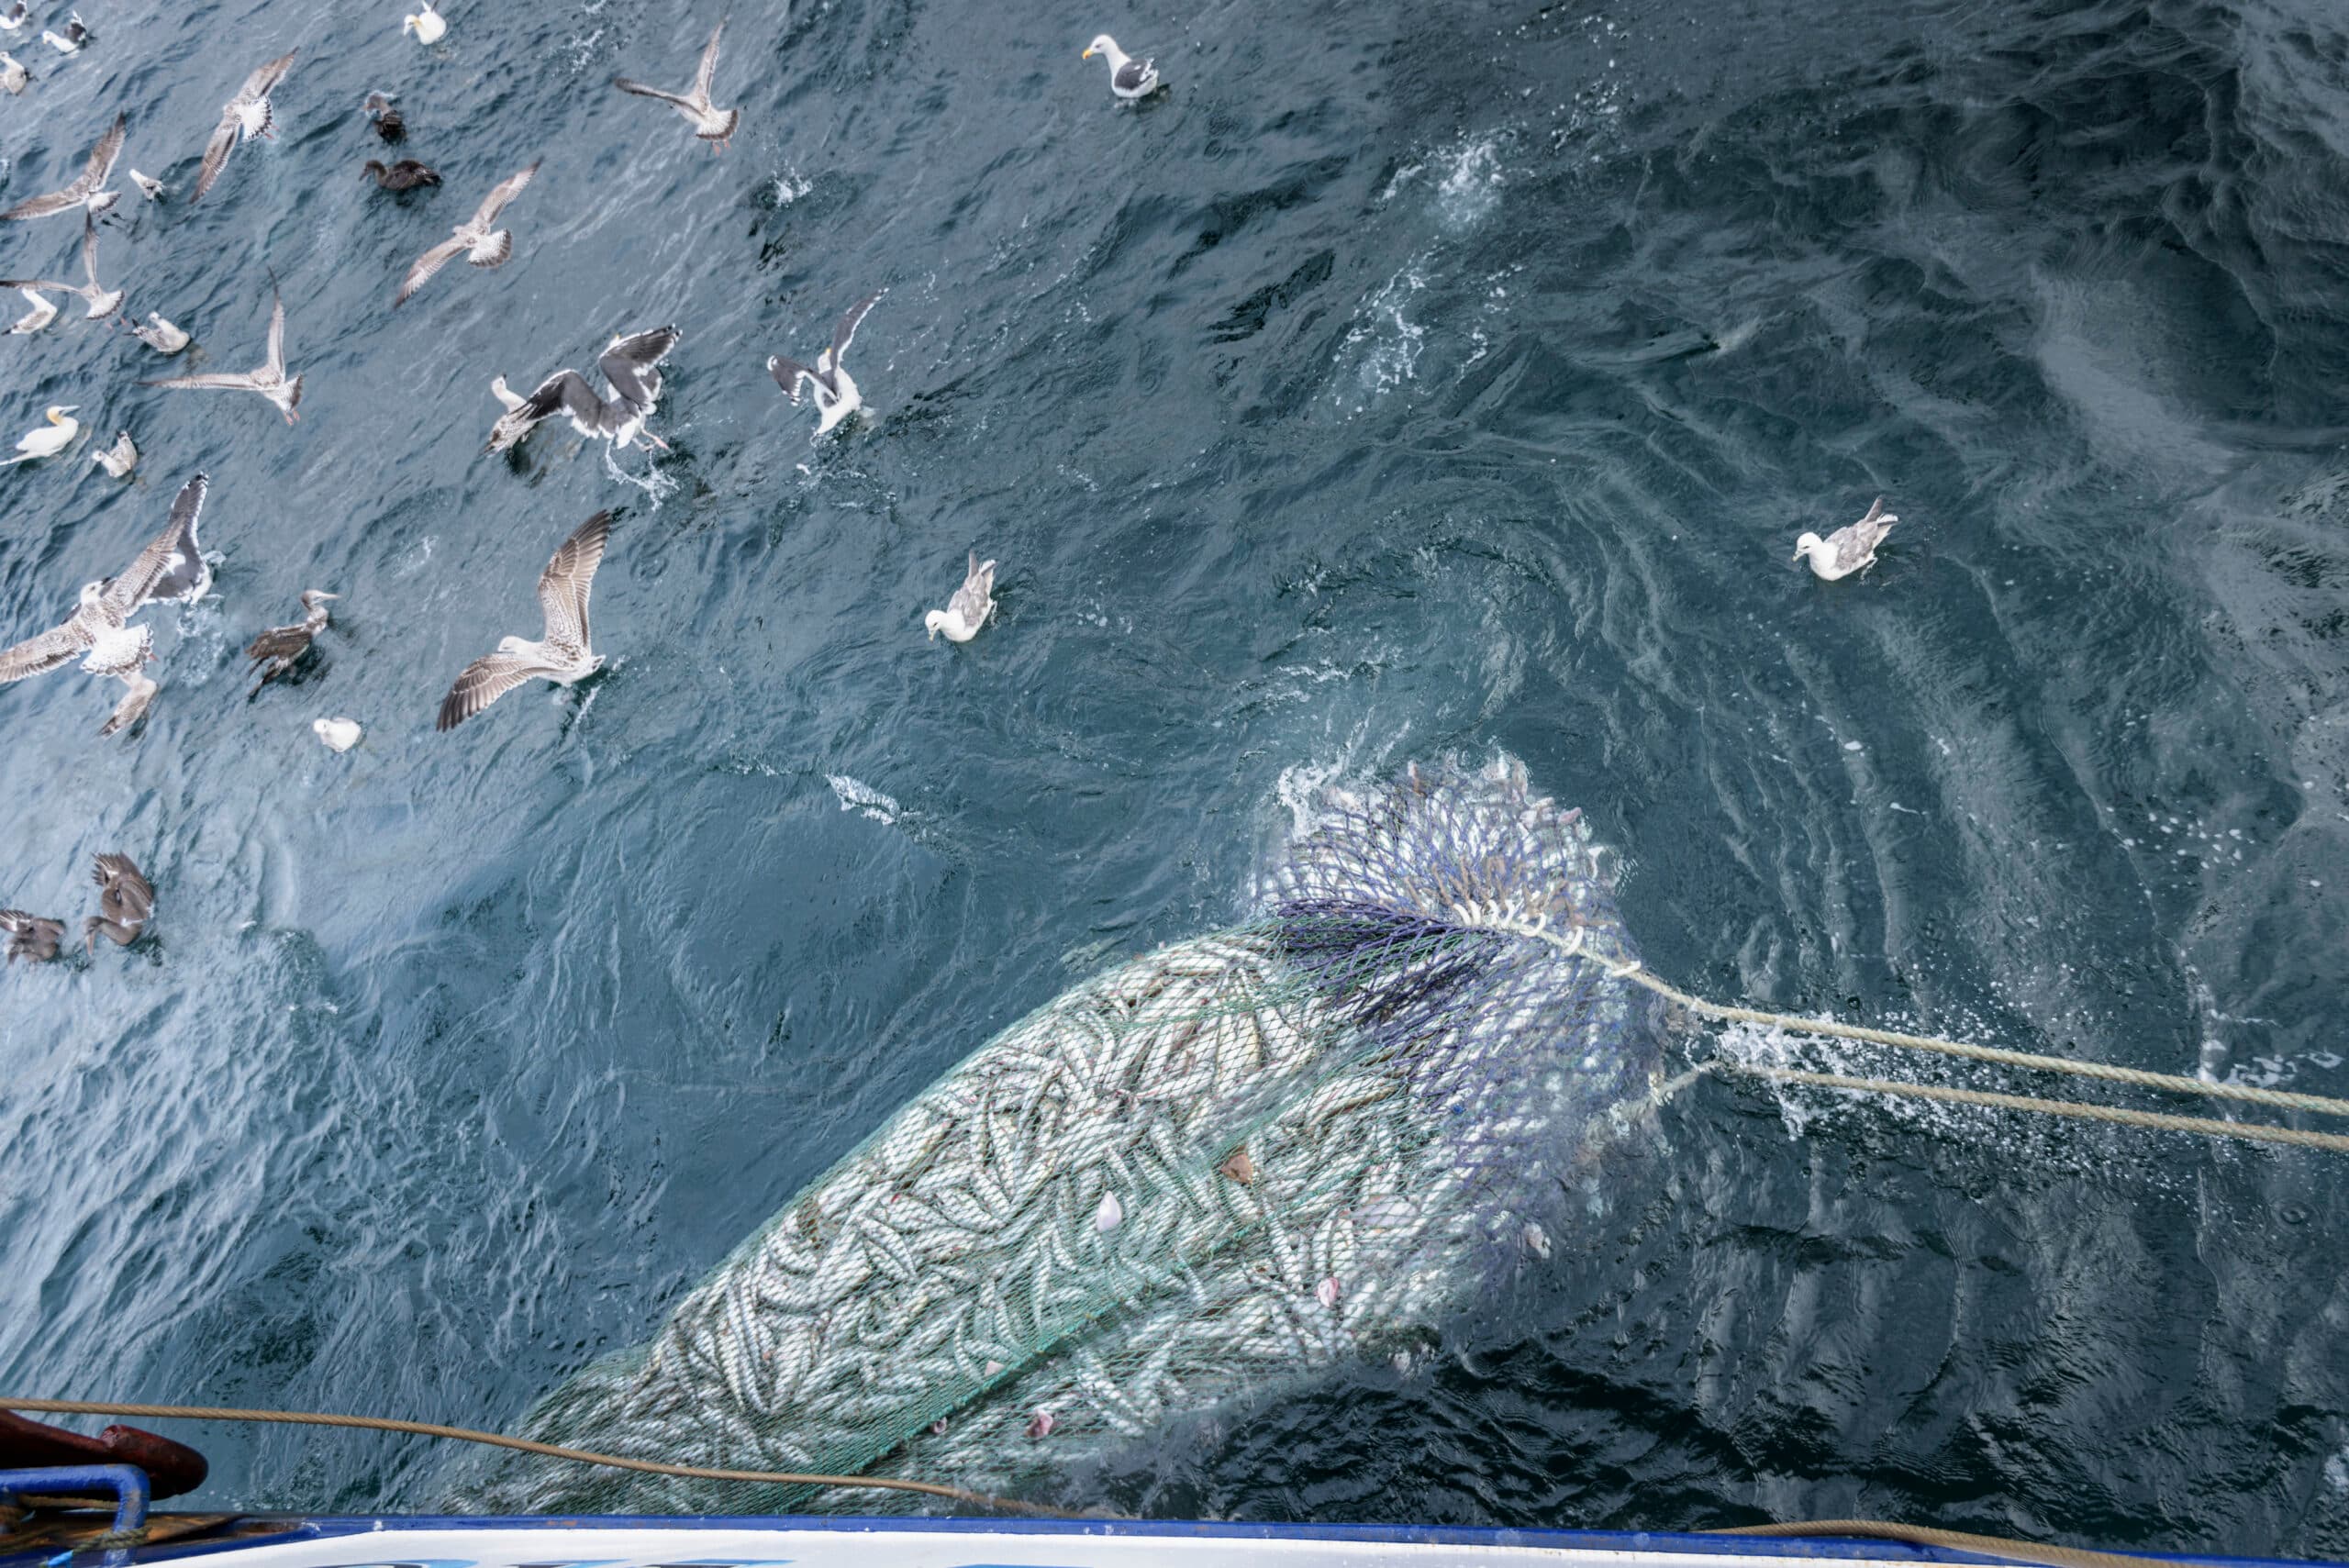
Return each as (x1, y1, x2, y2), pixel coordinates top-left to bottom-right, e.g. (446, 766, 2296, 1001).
(0, 1402, 1084, 1520)
(1612, 963, 2349, 1118)
(1475, 917, 2349, 1154)
(1709, 1518, 2170, 1568)
(1720, 1064, 2349, 1154)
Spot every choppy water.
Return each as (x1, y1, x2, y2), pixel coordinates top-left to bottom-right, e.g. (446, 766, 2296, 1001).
(6, 0, 2349, 1551)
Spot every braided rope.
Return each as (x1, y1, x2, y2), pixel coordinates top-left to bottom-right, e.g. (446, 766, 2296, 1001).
(1720, 1064, 2349, 1153)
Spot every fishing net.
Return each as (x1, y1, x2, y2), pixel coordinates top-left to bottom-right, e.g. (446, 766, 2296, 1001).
(444, 752, 1663, 1514)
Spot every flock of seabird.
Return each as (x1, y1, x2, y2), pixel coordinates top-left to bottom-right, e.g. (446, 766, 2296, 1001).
(0, 1, 1176, 767)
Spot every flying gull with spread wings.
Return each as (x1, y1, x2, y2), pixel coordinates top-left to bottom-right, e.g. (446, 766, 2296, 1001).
(437, 510, 613, 730)
(487, 327, 677, 453)
(395, 160, 537, 305)
(766, 290, 881, 436)
(0, 217, 124, 318)
(1, 111, 125, 220)
(192, 50, 297, 203)
(142, 292, 301, 422)
(0, 474, 215, 736)
(613, 21, 738, 150)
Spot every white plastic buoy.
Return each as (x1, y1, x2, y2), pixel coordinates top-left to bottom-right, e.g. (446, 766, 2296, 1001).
(1094, 1191, 1122, 1232)
(313, 717, 362, 751)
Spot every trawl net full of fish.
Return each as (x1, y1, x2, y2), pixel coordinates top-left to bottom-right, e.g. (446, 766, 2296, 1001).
(449, 753, 1662, 1512)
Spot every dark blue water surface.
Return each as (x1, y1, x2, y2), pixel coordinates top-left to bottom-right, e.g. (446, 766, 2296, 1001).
(6, 0, 2349, 1551)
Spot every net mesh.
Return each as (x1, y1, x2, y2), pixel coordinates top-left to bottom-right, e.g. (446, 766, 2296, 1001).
(443, 752, 1663, 1514)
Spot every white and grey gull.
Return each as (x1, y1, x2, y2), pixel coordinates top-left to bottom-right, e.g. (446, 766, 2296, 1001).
(767, 290, 881, 436)
(192, 50, 297, 203)
(1082, 33, 1162, 98)
(91, 428, 136, 477)
(127, 311, 188, 352)
(0, 5, 28, 33)
(437, 509, 613, 730)
(925, 552, 996, 642)
(395, 159, 537, 305)
(487, 326, 678, 453)
(0, 217, 125, 318)
(39, 11, 82, 53)
(0, 50, 27, 93)
(1, 111, 124, 220)
(142, 291, 302, 423)
(613, 21, 739, 150)
(1793, 496, 1898, 582)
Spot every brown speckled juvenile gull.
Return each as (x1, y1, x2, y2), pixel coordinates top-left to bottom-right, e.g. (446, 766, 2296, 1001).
(83, 852, 152, 950)
(142, 292, 302, 423)
(1, 111, 125, 220)
(613, 22, 738, 150)
(396, 160, 537, 305)
(438, 511, 612, 730)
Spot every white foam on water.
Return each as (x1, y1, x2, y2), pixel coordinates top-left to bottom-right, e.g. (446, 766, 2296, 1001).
(602, 443, 678, 506)
(1434, 135, 1505, 231)
(771, 167, 813, 205)
(1331, 261, 1430, 415)
(827, 773, 900, 824)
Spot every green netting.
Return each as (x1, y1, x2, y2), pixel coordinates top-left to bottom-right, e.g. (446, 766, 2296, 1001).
(443, 752, 1663, 1514)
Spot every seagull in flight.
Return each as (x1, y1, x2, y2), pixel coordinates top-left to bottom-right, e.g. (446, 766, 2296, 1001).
(395, 160, 537, 305)
(1, 111, 125, 220)
(767, 291, 881, 436)
(143, 292, 302, 423)
(0, 475, 216, 736)
(487, 327, 678, 453)
(438, 510, 614, 730)
(613, 21, 738, 150)
(0, 217, 125, 318)
(193, 50, 297, 203)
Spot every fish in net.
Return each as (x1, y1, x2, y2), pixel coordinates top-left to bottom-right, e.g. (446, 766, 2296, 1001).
(444, 752, 1663, 1513)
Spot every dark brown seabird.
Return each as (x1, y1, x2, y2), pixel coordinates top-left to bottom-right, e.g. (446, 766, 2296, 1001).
(245, 589, 336, 693)
(83, 852, 152, 951)
(0, 909, 63, 962)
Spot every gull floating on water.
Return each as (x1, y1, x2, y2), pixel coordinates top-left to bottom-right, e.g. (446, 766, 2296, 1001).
(363, 157, 440, 190)
(84, 853, 152, 950)
(0, 479, 214, 735)
(363, 90, 404, 140)
(0, 50, 26, 93)
(396, 159, 536, 305)
(437, 509, 613, 730)
(128, 168, 162, 200)
(0, 908, 63, 962)
(313, 716, 361, 751)
(1082, 34, 1161, 99)
(40, 13, 82, 53)
(488, 327, 677, 453)
(193, 50, 297, 204)
(0, 5, 26, 32)
(1, 111, 123, 220)
(925, 552, 996, 642)
(613, 21, 738, 151)
(91, 428, 135, 477)
(1793, 496, 1898, 581)
(0, 217, 125, 317)
(143, 292, 302, 423)
(8, 288, 56, 334)
(247, 589, 336, 692)
(4, 404, 76, 463)
(128, 311, 188, 352)
(404, 2, 445, 44)
(767, 290, 881, 436)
